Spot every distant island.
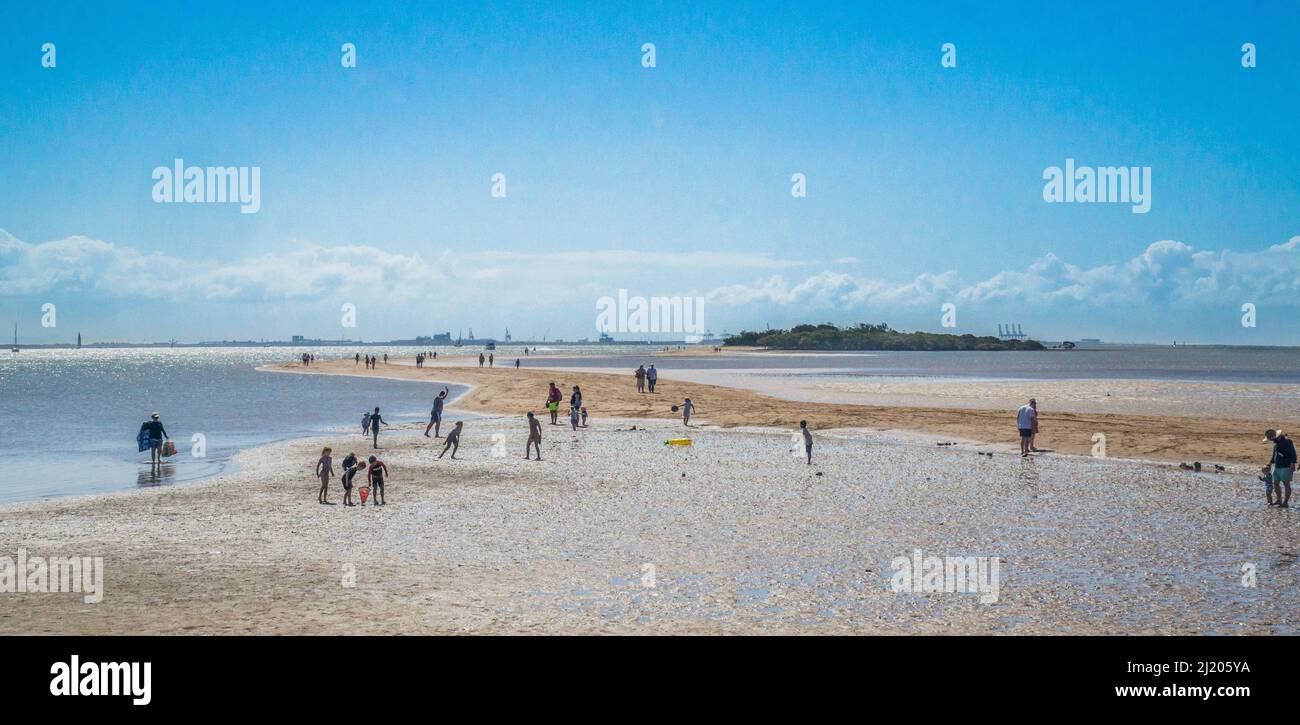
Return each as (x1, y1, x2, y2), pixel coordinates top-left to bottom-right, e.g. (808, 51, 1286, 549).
(724, 323, 1046, 351)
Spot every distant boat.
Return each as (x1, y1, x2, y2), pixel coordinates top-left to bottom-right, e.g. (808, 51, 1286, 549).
(485, 341, 495, 350)
(76, 332, 82, 350)
(454, 329, 463, 347)
(11, 323, 17, 353)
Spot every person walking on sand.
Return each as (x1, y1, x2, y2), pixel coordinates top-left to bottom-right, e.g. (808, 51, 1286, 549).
(316, 447, 335, 504)
(424, 387, 450, 438)
(681, 397, 697, 426)
(1017, 399, 1037, 457)
(366, 455, 388, 505)
(438, 421, 463, 459)
(479, 352, 485, 367)
(139, 412, 170, 466)
(340, 452, 362, 506)
(546, 382, 562, 425)
(1265, 429, 1296, 508)
(489, 353, 494, 367)
(525, 412, 543, 460)
(515, 358, 520, 369)
(362, 411, 372, 437)
(800, 420, 813, 465)
(370, 406, 387, 449)
(1029, 399, 1041, 452)
(635, 364, 646, 393)
(355, 352, 360, 366)
(647, 364, 658, 393)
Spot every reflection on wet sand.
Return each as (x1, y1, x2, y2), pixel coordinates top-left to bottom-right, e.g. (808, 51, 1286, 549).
(138, 463, 176, 487)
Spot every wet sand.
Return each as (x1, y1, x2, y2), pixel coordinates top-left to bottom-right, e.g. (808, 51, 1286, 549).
(2, 356, 1294, 635)
(266, 358, 1283, 465)
(2, 417, 1294, 635)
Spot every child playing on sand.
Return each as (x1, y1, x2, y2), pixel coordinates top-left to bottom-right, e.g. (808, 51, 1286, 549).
(362, 412, 371, 436)
(366, 455, 388, 505)
(581, 406, 588, 427)
(800, 420, 813, 465)
(316, 447, 335, 504)
(526, 412, 543, 460)
(1259, 464, 1277, 506)
(341, 452, 362, 506)
(681, 398, 697, 426)
(439, 421, 463, 459)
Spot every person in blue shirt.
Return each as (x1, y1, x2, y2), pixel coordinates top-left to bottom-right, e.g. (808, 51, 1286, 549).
(1265, 429, 1296, 508)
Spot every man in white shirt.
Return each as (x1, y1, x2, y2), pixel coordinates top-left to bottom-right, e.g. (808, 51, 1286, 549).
(1016, 399, 1038, 457)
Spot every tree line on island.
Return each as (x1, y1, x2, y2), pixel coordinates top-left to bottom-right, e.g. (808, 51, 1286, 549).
(723, 323, 1046, 351)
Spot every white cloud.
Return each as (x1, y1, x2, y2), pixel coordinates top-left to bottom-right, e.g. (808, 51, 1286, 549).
(706, 237, 1300, 312)
(5, 231, 1299, 322)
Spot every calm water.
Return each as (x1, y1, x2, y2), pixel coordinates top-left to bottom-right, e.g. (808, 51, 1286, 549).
(2, 345, 1298, 504)
(0, 348, 467, 504)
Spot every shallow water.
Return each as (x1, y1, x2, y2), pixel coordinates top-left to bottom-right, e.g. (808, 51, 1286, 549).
(0, 348, 466, 502)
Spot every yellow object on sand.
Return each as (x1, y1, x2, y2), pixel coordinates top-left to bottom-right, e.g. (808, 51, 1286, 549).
(664, 438, 693, 446)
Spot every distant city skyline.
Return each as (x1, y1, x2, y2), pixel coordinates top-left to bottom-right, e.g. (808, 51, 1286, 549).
(3, 2, 1299, 345)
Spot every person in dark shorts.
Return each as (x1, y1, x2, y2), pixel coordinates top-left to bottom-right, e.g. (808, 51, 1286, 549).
(1016, 399, 1037, 457)
(340, 452, 362, 506)
(366, 455, 388, 505)
(370, 406, 386, 449)
(424, 387, 450, 438)
(800, 420, 813, 465)
(439, 421, 463, 459)
(139, 412, 170, 466)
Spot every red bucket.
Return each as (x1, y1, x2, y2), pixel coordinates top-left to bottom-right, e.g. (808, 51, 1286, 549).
(358, 486, 370, 504)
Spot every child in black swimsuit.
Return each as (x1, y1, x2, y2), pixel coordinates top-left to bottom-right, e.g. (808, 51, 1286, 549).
(366, 455, 388, 506)
(438, 422, 463, 459)
(341, 453, 362, 506)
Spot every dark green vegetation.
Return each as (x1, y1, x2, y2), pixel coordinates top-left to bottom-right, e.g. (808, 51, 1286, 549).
(724, 323, 1046, 351)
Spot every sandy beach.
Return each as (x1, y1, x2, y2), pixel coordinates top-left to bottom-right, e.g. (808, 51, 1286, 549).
(1, 356, 1296, 635)
(268, 357, 1284, 466)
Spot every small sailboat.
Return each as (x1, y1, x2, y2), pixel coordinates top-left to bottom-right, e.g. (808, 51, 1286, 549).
(11, 323, 18, 353)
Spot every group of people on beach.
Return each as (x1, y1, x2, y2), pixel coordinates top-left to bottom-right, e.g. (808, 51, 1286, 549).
(414, 351, 436, 367)
(1013, 396, 1295, 508)
(634, 364, 658, 393)
(315, 447, 388, 506)
(356, 354, 386, 369)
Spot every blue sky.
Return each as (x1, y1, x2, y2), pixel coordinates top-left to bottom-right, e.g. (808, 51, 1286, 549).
(2, 1, 1299, 344)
